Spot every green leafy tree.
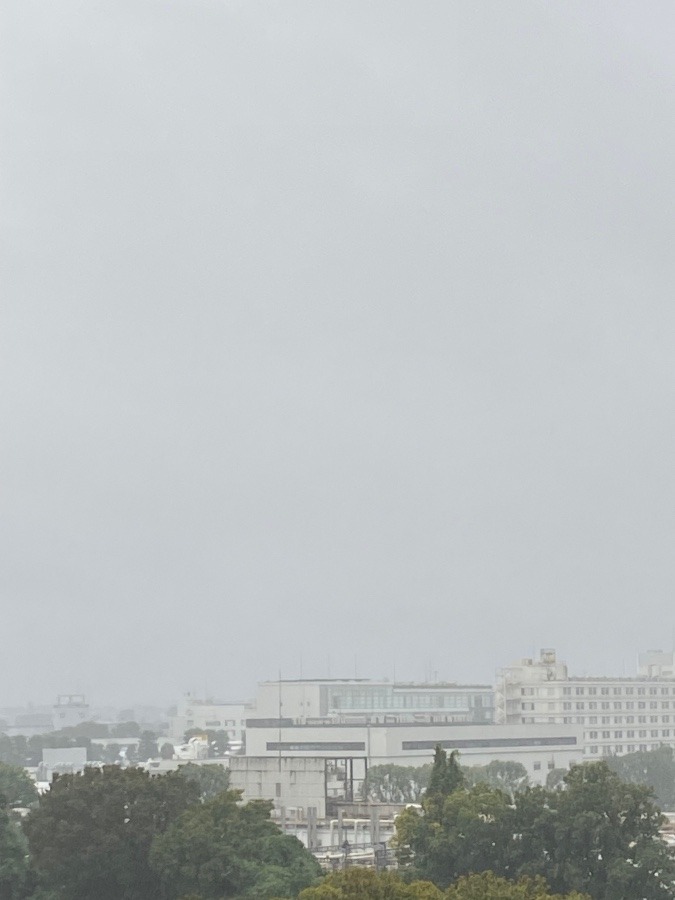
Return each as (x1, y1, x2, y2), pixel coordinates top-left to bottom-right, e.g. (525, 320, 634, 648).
(426, 747, 464, 800)
(297, 869, 442, 899)
(605, 745, 675, 810)
(0, 735, 29, 767)
(150, 789, 320, 899)
(0, 803, 31, 899)
(28, 731, 94, 764)
(184, 728, 230, 758)
(421, 745, 465, 825)
(99, 744, 122, 764)
(545, 768, 568, 791)
(529, 763, 675, 900)
(396, 782, 512, 887)
(111, 722, 141, 738)
(176, 763, 230, 800)
(445, 872, 589, 900)
(395, 746, 512, 886)
(463, 760, 529, 799)
(396, 758, 675, 899)
(361, 764, 431, 803)
(0, 762, 38, 807)
(23, 765, 199, 900)
(137, 730, 159, 760)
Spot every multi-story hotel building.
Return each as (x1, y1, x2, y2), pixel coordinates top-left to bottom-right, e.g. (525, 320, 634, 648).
(496, 648, 675, 758)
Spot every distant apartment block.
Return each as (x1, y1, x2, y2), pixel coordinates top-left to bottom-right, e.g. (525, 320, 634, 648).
(496, 648, 675, 758)
(168, 694, 252, 744)
(52, 694, 90, 730)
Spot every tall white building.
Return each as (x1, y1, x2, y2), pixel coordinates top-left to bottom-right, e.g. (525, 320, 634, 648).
(496, 648, 675, 758)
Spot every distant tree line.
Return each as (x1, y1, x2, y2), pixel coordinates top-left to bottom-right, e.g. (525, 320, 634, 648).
(362, 758, 539, 804)
(0, 722, 160, 767)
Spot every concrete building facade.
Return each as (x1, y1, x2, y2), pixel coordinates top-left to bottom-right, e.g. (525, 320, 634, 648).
(229, 756, 328, 818)
(255, 678, 494, 725)
(244, 719, 582, 785)
(496, 648, 675, 758)
(168, 695, 252, 745)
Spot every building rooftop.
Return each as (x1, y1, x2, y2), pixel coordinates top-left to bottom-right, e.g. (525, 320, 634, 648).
(260, 678, 492, 689)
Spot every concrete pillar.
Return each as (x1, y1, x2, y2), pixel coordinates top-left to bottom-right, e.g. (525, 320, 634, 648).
(337, 808, 344, 846)
(370, 806, 380, 846)
(307, 806, 318, 850)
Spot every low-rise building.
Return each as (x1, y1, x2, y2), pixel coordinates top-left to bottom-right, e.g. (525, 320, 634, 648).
(167, 694, 252, 745)
(243, 719, 582, 785)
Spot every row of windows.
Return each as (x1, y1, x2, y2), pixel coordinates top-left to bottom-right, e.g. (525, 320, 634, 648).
(561, 701, 669, 710)
(186, 719, 244, 728)
(588, 744, 661, 755)
(331, 690, 492, 711)
(522, 701, 671, 711)
(561, 715, 669, 725)
(563, 686, 672, 696)
(588, 729, 671, 739)
(402, 736, 577, 750)
(267, 741, 366, 751)
(522, 686, 675, 697)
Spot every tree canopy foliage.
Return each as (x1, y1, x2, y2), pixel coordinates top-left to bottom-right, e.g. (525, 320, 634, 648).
(395, 748, 675, 900)
(298, 868, 442, 899)
(362, 764, 432, 803)
(23, 765, 199, 900)
(0, 762, 38, 808)
(0, 803, 31, 900)
(362, 758, 530, 804)
(462, 759, 529, 799)
(296, 869, 587, 900)
(175, 762, 230, 800)
(150, 789, 320, 898)
(605, 744, 675, 810)
(0, 724, 158, 767)
(445, 872, 589, 899)
(183, 728, 231, 757)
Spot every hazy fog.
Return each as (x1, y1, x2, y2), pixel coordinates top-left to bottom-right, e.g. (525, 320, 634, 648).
(3, 1, 675, 707)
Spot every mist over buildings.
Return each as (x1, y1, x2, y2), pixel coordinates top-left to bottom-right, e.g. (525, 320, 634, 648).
(3, 2, 675, 707)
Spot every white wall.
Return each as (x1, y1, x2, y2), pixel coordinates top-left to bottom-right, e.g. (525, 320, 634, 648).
(168, 697, 250, 742)
(244, 722, 582, 785)
(229, 756, 327, 818)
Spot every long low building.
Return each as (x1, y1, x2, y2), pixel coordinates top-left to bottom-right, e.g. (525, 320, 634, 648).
(244, 719, 583, 784)
(255, 678, 494, 725)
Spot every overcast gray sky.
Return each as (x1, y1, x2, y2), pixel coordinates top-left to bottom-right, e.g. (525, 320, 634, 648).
(2, 1, 675, 708)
